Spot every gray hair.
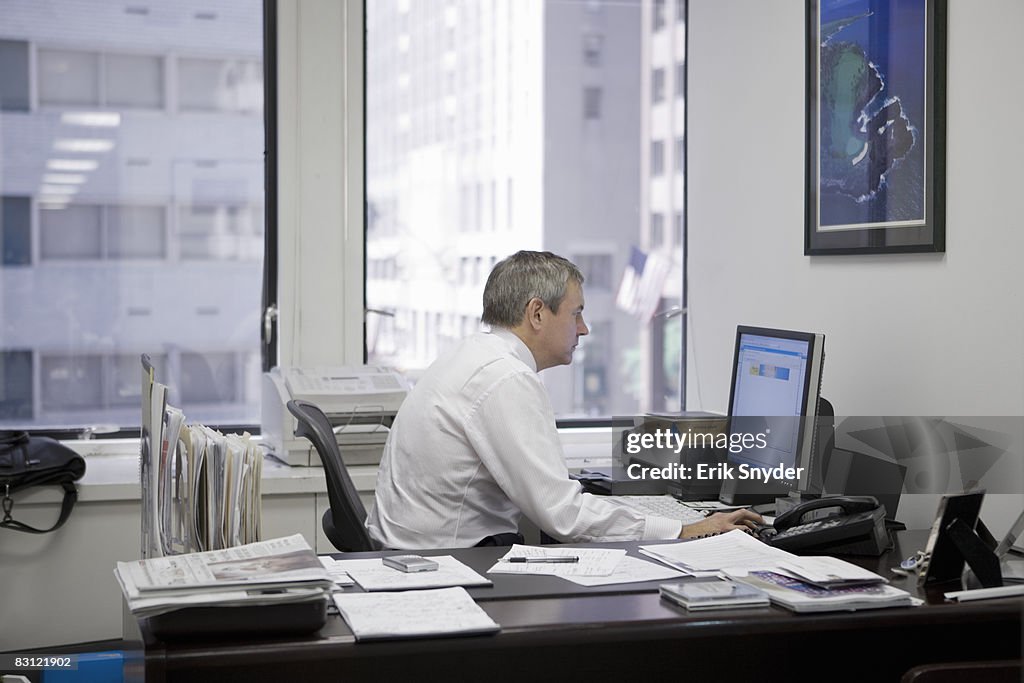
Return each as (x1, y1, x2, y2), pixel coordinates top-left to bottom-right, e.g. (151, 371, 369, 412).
(481, 251, 584, 328)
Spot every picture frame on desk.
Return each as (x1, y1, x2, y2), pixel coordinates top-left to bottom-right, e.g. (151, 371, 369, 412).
(805, 0, 947, 255)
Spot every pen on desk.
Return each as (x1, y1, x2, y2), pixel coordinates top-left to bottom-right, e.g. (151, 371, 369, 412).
(504, 556, 580, 563)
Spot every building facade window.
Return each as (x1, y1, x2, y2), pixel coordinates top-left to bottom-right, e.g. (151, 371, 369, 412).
(652, 67, 665, 104)
(650, 139, 665, 176)
(653, 0, 667, 31)
(0, 1, 265, 429)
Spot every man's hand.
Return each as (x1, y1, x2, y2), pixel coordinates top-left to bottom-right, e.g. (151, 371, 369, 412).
(679, 509, 764, 539)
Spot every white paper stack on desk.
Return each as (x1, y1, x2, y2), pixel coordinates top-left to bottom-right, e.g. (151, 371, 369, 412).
(641, 530, 918, 613)
(115, 534, 332, 618)
(333, 587, 500, 641)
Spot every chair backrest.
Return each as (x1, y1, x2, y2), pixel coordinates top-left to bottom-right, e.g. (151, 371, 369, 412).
(286, 399, 378, 552)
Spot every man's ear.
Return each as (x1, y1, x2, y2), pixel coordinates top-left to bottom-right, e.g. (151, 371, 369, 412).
(524, 297, 545, 330)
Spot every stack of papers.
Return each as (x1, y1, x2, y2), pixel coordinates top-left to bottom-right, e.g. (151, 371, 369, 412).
(115, 534, 332, 618)
(734, 571, 917, 612)
(772, 556, 887, 589)
(332, 555, 491, 591)
(333, 587, 500, 641)
(660, 577, 770, 611)
(318, 556, 355, 587)
(640, 529, 793, 573)
(639, 530, 917, 613)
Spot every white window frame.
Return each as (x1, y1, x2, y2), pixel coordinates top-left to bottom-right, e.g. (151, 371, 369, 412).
(275, 0, 364, 367)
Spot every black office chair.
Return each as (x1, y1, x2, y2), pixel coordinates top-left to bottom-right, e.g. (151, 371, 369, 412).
(287, 399, 379, 552)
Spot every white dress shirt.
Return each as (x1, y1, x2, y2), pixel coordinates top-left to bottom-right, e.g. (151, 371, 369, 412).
(365, 328, 683, 549)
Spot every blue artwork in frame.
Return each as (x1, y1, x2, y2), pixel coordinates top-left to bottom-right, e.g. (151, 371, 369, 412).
(805, 0, 946, 254)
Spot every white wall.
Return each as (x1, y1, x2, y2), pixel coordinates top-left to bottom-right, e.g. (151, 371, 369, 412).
(687, 0, 1024, 529)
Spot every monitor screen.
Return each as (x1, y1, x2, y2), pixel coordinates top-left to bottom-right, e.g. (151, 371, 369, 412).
(719, 326, 825, 505)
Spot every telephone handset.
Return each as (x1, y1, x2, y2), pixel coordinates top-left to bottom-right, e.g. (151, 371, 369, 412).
(766, 495, 889, 556)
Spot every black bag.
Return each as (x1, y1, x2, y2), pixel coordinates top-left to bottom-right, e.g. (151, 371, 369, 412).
(0, 430, 86, 533)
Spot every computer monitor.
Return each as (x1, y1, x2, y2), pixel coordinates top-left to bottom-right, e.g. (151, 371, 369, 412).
(719, 326, 825, 506)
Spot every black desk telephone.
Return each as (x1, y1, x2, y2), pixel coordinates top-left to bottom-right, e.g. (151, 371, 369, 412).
(760, 495, 889, 556)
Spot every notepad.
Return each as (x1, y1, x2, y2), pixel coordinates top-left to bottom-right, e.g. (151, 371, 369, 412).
(333, 587, 500, 641)
(488, 544, 626, 576)
(333, 555, 492, 592)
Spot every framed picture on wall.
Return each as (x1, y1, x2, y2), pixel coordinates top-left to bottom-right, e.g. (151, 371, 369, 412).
(805, 0, 947, 255)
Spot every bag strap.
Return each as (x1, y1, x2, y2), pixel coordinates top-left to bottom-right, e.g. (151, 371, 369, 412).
(0, 481, 78, 534)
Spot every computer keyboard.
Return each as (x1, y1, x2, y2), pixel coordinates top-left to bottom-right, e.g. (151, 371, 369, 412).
(612, 495, 708, 525)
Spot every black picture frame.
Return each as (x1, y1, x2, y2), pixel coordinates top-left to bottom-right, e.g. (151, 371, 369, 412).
(805, 0, 946, 255)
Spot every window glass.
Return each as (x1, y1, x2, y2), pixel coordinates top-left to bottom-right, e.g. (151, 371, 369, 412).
(0, 40, 31, 111)
(650, 139, 665, 176)
(0, 351, 32, 419)
(2, 196, 31, 264)
(181, 351, 237, 404)
(652, 67, 665, 104)
(107, 206, 165, 259)
(367, 0, 688, 416)
(39, 204, 102, 260)
(38, 49, 99, 106)
(178, 58, 263, 113)
(0, 2, 264, 429)
(41, 354, 103, 411)
(106, 54, 164, 109)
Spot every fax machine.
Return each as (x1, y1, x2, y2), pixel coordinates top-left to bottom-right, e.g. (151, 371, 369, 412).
(261, 366, 409, 467)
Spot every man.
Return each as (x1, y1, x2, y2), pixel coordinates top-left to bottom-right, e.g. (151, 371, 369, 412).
(366, 251, 761, 548)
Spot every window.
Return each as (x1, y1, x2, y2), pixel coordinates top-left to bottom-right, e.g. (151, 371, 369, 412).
(0, 351, 32, 419)
(653, 0, 667, 31)
(178, 58, 263, 114)
(650, 140, 665, 176)
(38, 50, 100, 106)
(0, 1, 265, 429)
(2, 196, 31, 264)
(0, 40, 30, 111)
(675, 62, 686, 98)
(106, 54, 164, 109)
(38, 49, 166, 110)
(674, 136, 685, 173)
(573, 253, 614, 290)
(40, 205, 102, 260)
(650, 212, 665, 248)
(652, 67, 665, 104)
(367, 1, 688, 417)
(41, 354, 102, 411)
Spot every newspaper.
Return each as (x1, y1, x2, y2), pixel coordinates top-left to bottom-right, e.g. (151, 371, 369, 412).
(116, 534, 332, 617)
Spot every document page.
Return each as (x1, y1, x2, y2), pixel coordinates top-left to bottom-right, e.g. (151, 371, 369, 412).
(333, 586, 500, 641)
(640, 529, 792, 572)
(560, 556, 687, 586)
(488, 545, 626, 576)
(334, 555, 492, 591)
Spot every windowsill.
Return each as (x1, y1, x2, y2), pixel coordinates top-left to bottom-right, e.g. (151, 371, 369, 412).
(28, 420, 614, 506)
